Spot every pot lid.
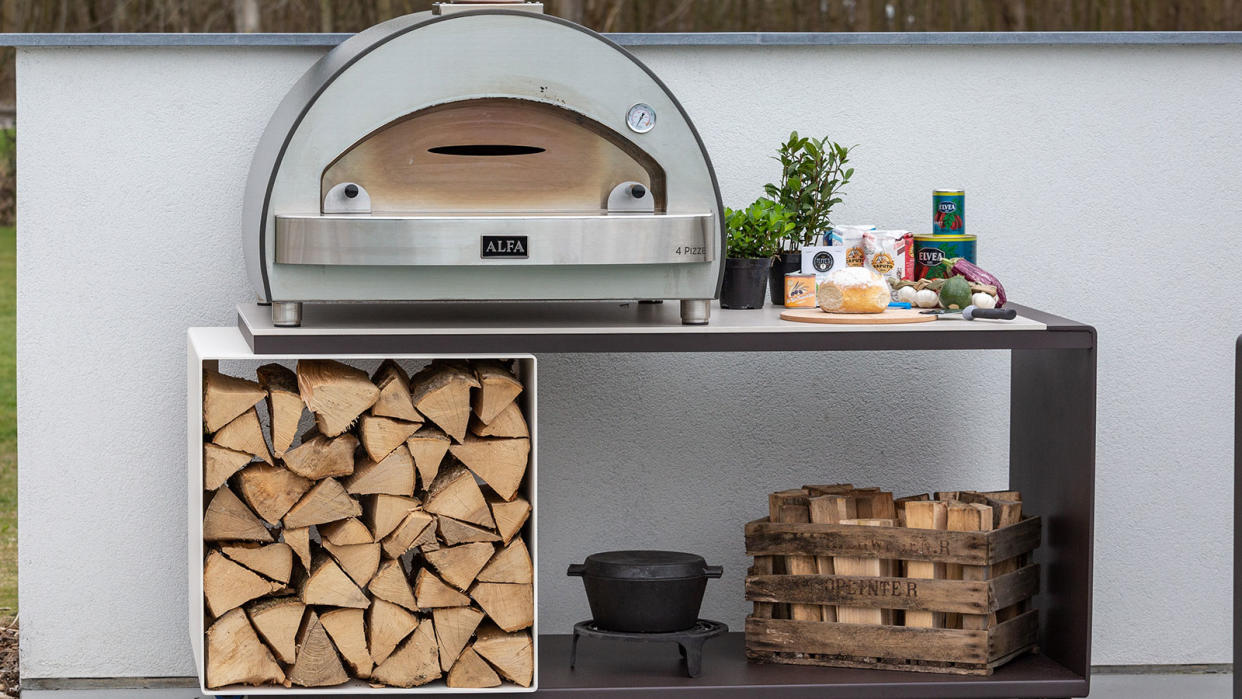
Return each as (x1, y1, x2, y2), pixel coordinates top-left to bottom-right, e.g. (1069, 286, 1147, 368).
(581, 550, 709, 580)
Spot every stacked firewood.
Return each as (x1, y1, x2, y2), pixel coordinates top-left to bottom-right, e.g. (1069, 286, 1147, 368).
(201, 358, 533, 689)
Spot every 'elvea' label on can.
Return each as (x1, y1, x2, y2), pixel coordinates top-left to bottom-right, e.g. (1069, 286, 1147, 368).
(481, 235, 528, 258)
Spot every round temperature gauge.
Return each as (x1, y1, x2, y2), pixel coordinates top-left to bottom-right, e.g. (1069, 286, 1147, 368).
(626, 103, 656, 133)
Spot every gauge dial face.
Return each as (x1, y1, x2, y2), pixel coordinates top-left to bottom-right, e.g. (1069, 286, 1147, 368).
(626, 103, 656, 133)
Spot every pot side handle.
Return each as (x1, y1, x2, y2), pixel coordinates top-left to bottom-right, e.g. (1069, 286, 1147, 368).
(705, 565, 724, 578)
(567, 564, 586, 576)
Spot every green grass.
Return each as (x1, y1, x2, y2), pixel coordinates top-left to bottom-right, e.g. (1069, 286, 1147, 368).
(0, 225, 14, 614)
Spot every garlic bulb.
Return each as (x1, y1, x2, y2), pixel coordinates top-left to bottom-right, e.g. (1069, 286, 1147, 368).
(914, 289, 939, 308)
(896, 286, 918, 304)
(971, 292, 997, 309)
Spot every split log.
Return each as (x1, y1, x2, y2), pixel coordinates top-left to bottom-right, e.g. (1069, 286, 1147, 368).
(414, 568, 471, 608)
(206, 608, 286, 688)
(380, 510, 436, 559)
(802, 483, 855, 496)
(282, 478, 361, 529)
(774, 498, 819, 622)
(320, 607, 373, 679)
(433, 606, 485, 672)
(204, 549, 281, 616)
(958, 491, 1022, 529)
(256, 363, 303, 458)
(287, 611, 349, 687)
(471, 360, 523, 425)
(369, 559, 419, 612)
(903, 500, 948, 628)
(220, 542, 293, 584)
(364, 494, 422, 541)
(323, 540, 381, 588)
(470, 582, 534, 632)
(406, 425, 451, 488)
(449, 436, 529, 502)
(297, 359, 380, 437)
(302, 554, 369, 609)
(473, 624, 533, 687)
(426, 542, 495, 590)
(853, 491, 896, 519)
(438, 515, 501, 546)
(370, 359, 423, 423)
(212, 408, 273, 465)
(489, 495, 531, 545)
(470, 402, 528, 439)
(204, 443, 252, 491)
(204, 487, 272, 543)
(282, 433, 358, 480)
(411, 362, 479, 443)
(946, 502, 992, 629)
(245, 597, 305, 664)
(345, 444, 415, 497)
(477, 537, 532, 584)
(318, 517, 373, 546)
(371, 617, 441, 688)
(446, 646, 501, 688)
(358, 415, 422, 463)
(808, 494, 848, 621)
(424, 465, 495, 529)
(834, 518, 896, 625)
(368, 598, 420, 666)
(203, 370, 266, 434)
(283, 526, 312, 571)
(234, 463, 312, 526)
(894, 493, 931, 526)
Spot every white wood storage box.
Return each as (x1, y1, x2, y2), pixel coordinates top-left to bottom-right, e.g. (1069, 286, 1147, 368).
(188, 327, 537, 694)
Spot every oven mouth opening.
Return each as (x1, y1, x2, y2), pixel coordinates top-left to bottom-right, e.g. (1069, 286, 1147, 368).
(428, 144, 546, 156)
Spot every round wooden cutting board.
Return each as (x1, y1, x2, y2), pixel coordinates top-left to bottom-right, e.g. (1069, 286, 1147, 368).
(779, 307, 937, 325)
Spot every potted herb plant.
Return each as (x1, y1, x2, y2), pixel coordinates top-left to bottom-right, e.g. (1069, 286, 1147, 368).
(721, 198, 793, 309)
(764, 132, 854, 305)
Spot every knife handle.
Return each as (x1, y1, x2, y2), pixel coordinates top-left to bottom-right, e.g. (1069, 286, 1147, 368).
(963, 306, 1017, 321)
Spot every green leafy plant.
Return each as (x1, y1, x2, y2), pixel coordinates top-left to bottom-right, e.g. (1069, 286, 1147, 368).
(764, 131, 854, 250)
(725, 198, 795, 259)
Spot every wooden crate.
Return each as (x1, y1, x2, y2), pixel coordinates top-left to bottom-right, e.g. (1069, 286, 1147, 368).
(744, 515, 1040, 676)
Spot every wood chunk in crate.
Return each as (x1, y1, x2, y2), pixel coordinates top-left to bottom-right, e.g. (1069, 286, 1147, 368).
(450, 436, 529, 502)
(358, 414, 422, 463)
(323, 540, 381, 588)
(411, 362, 479, 443)
(246, 597, 305, 665)
(424, 464, 495, 529)
(477, 537, 532, 584)
(472, 359, 523, 425)
(488, 495, 531, 545)
(287, 610, 349, 687)
(204, 549, 282, 617)
(256, 363, 303, 458)
(234, 463, 313, 526)
(406, 425, 451, 489)
(807, 494, 850, 622)
(369, 559, 419, 612)
(947, 502, 992, 630)
(204, 443, 252, 491)
(206, 607, 286, 688)
(212, 408, 273, 465)
(220, 542, 293, 584)
(802, 483, 855, 497)
(426, 542, 495, 591)
(446, 646, 501, 688)
(433, 606, 485, 672)
(469, 401, 528, 439)
(853, 491, 896, 519)
(773, 499, 819, 622)
(414, 568, 471, 608)
(834, 518, 895, 625)
(297, 359, 380, 438)
(380, 510, 436, 559)
(203, 369, 266, 434)
(370, 359, 423, 423)
(203, 487, 273, 543)
(470, 582, 534, 632)
(283, 526, 312, 571)
(372, 617, 441, 688)
(320, 607, 373, 679)
(346, 444, 415, 497)
(303, 554, 369, 609)
(368, 598, 419, 666)
(319, 517, 373, 546)
(364, 494, 422, 541)
(438, 515, 501, 546)
(473, 624, 533, 687)
(282, 433, 357, 480)
(957, 492, 1022, 529)
(903, 500, 948, 628)
(282, 478, 362, 529)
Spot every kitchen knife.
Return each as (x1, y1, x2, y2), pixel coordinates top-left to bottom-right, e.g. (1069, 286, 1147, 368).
(919, 305, 1017, 321)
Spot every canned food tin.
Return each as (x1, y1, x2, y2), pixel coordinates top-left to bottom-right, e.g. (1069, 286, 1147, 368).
(914, 234, 976, 279)
(784, 273, 817, 308)
(933, 189, 965, 234)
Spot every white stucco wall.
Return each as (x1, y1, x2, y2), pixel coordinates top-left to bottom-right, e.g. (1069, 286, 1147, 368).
(15, 40, 1238, 678)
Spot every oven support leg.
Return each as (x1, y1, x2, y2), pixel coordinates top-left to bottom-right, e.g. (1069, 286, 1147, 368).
(680, 299, 711, 325)
(272, 301, 303, 327)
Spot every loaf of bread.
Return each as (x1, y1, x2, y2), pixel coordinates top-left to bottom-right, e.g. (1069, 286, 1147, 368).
(817, 267, 891, 313)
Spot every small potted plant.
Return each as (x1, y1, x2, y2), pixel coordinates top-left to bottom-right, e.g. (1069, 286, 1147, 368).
(721, 198, 792, 309)
(764, 132, 854, 305)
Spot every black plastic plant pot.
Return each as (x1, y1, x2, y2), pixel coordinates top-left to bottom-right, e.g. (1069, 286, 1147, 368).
(768, 251, 802, 306)
(567, 550, 724, 633)
(720, 257, 772, 309)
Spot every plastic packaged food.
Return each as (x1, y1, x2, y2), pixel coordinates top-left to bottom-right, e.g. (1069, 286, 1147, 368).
(817, 267, 891, 314)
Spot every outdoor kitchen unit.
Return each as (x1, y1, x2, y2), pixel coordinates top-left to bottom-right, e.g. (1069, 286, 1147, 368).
(243, 1, 725, 327)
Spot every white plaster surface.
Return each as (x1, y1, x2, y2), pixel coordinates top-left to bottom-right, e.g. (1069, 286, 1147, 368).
(15, 41, 1238, 678)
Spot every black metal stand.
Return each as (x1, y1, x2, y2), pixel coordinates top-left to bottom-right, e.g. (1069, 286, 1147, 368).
(570, 620, 728, 678)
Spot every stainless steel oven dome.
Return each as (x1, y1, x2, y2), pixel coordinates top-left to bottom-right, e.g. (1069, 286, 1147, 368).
(243, 4, 725, 326)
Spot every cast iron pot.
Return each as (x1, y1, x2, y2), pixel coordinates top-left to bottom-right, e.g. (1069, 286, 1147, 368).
(567, 550, 723, 633)
(768, 251, 802, 306)
(720, 257, 771, 309)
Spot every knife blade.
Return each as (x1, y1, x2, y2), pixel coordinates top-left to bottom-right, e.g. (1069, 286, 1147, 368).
(919, 305, 1017, 321)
